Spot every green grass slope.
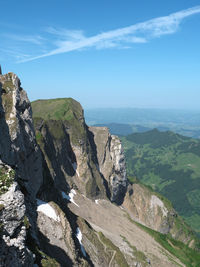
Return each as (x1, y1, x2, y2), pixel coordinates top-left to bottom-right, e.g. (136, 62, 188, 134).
(121, 129, 200, 235)
(31, 98, 86, 145)
(31, 98, 83, 121)
(129, 217, 200, 267)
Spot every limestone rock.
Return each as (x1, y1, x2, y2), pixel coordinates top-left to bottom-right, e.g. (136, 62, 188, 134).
(0, 182, 34, 267)
(0, 72, 43, 196)
(32, 99, 107, 200)
(32, 101, 127, 204)
(89, 127, 127, 204)
(36, 202, 78, 266)
(123, 183, 196, 245)
(0, 72, 43, 266)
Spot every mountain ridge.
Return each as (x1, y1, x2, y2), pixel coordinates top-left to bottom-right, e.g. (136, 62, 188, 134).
(0, 71, 199, 266)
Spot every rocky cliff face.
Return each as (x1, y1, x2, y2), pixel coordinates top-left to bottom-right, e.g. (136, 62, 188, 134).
(0, 73, 43, 266)
(89, 126, 127, 204)
(0, 71, 199, 267)
(32, 100, 127, 204)
(0, 73, 42, 195)
(123, 183, 196, 247)
(0, 181, 34, 266)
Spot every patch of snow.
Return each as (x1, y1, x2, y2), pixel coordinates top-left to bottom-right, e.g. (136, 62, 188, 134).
(150, 195, 168, 217)
(62, 189, 79, 207)
(76, 227, 86, 257)
(37, 199, 60, 222)
(95, 199, 99, 204)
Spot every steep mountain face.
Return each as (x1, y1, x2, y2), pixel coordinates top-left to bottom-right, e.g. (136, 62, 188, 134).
(0, 73, 43, 195)
(123, 183, 196, 247)
(1, 71, 200, 267)
(32, 98, 106, 200)
(32, 99, 127, 203)
(89, 126, 127, 204)
(0, 72, 43, 266)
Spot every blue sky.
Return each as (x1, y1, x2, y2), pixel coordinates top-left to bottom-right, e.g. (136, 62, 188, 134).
(1, 0, 200, 109)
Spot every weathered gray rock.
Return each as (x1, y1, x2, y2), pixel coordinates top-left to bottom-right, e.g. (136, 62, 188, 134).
(123, 183, 196, 247)
(110, 134, 127, 203)
(0, 72, 43, 196)
(89, 127, 127, 204)
(0, 182, 34, 267)
(0, 73, 43, 266)
(33, 114, 107, 201)
(36, 201, 78, 266)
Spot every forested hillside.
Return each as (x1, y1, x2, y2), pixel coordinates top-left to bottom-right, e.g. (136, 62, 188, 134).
(121, 129, 200, 235)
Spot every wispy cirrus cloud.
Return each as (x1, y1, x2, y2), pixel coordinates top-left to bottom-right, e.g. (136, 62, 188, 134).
(45, 27, 85, 41)
(8, 5, 200, 62)
(3, 33, 45, 45)
(0, 47, 31, 61)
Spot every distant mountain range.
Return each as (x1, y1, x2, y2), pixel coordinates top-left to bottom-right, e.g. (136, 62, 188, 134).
(85, 108, 200, 138)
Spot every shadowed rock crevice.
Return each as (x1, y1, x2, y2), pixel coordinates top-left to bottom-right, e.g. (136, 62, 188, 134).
(0, 73, 43, 266)
(0, 81, 14, 166)
(37, 231, 74, 266)
(35, 149, 96, 266)
(87, 128, 112, 200)
(89, 126, 128, 205)
(32, 99, 108, 200)
(37, 120, 76, 190)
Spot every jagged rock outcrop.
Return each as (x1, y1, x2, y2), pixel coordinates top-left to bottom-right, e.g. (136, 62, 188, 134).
(32, 99, 127, 204)
(123, 183, 197, 247)
(0, 73, 43, 195)
(0, 73, 43, 266)
(0, 181, 34, 266)
(89, 127, 127, 204)
(123, 184, 174, 233)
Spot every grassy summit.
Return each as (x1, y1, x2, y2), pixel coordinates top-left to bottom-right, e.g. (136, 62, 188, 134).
(31, 98, 83, 122)
(31, 98, 86, 145)
(121, 129, 200, 235)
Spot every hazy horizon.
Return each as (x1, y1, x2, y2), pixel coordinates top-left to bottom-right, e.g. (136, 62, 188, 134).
(84, 106, 200, 112)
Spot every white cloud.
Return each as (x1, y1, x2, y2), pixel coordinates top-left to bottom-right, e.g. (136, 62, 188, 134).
(16, 5, 200, 62)
(3, 33, 45, 45)
(0, 48, 30, 61)
(45, 27, 85, 41)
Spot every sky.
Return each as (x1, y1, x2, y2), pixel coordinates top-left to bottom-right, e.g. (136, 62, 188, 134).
(0, 0, 200, 110)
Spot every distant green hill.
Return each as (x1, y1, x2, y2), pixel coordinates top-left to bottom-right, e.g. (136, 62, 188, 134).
(121, 129, 200, 235)
(94, 123, 151, 136)
(92, 122, 200, 139)
(85, 108, 200, 138)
